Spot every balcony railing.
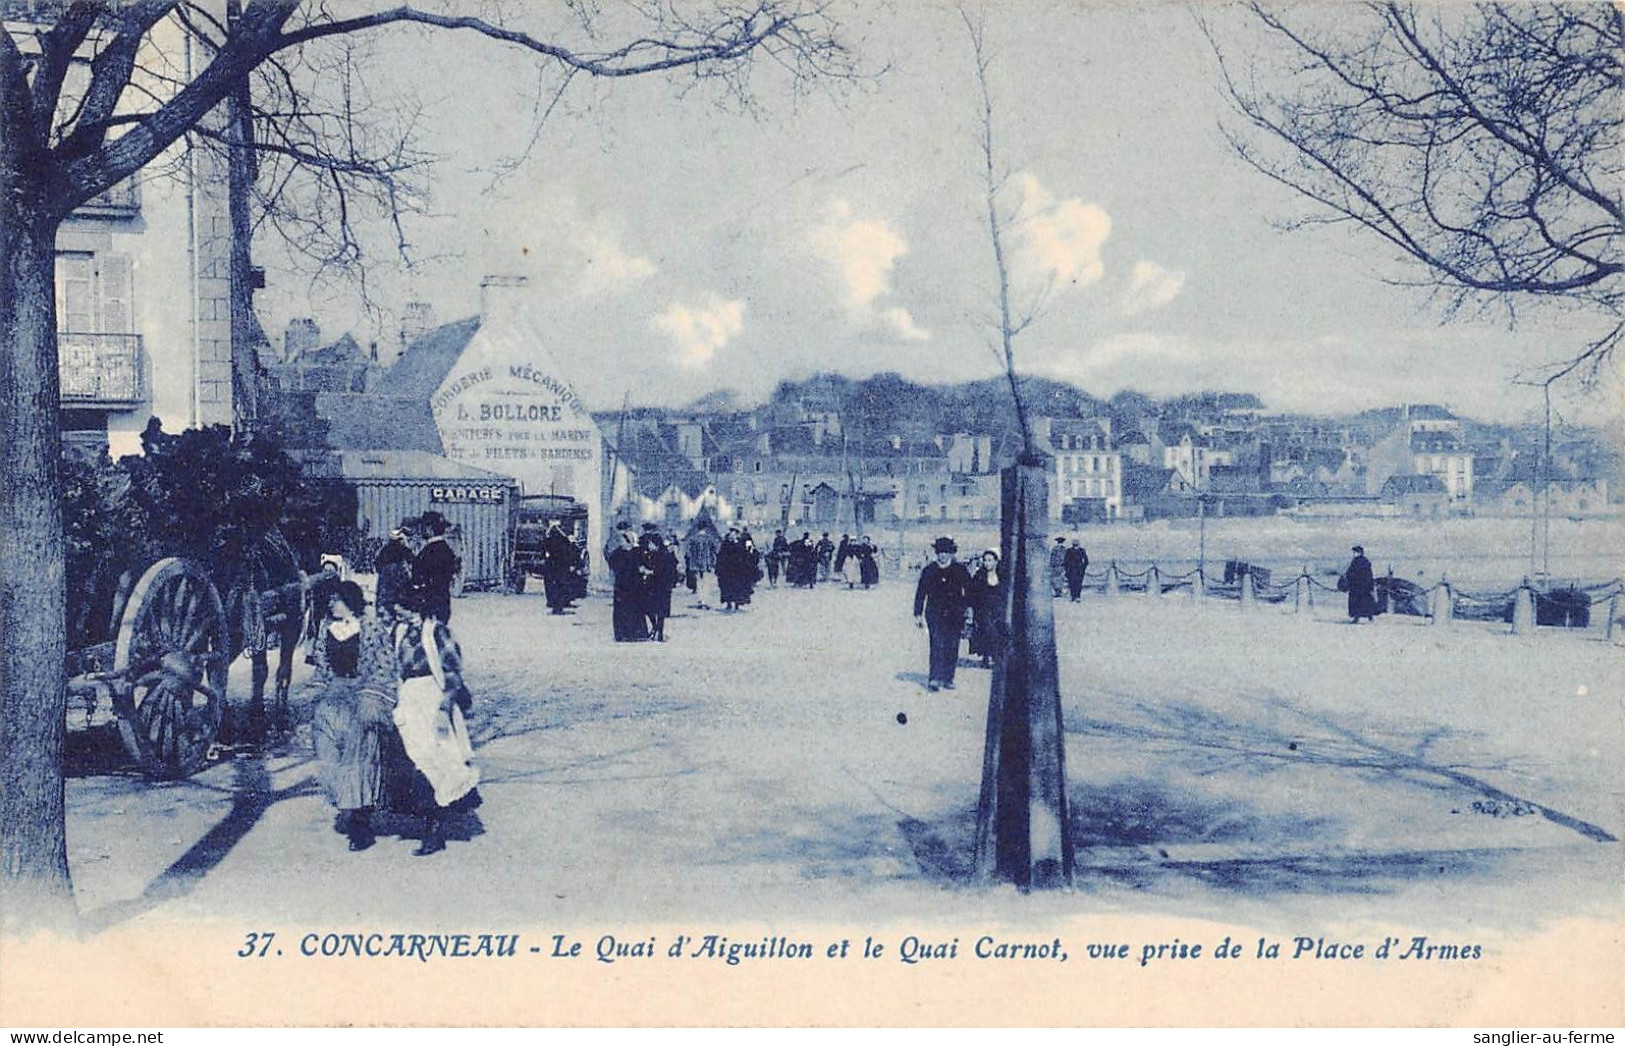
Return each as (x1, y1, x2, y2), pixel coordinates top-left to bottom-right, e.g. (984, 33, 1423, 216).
(58, 332, 143, 407)
(73, 178, 141, 218)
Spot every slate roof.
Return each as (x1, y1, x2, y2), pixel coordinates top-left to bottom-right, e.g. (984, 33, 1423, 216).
(313, 393, 443, 454)
(1121, 462, 1179, 499)
(369, 317, 481, 399)
(1381, 474, 1448, 496)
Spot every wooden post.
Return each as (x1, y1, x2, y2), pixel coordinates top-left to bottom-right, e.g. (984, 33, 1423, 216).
(1240, 570, 1256, 610)
(1294, 572, 1310, 614)
(1432, 580, 1453, 627)
(1191, 568, 1204, 606)
(975, 459, 1072, 889)
(1105, 562, 1119, 598)
(1512, 580, 1535, 634)
(1146, 565, 1161, 599)
(1607, 592, 1619, 642)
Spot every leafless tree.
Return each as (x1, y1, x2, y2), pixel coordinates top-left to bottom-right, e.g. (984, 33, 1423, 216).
(0, 0, 855, 932)
(962, 7, 1048, 460)
(1205, 2, 1623, 384)
(961, 8, 1071, 890)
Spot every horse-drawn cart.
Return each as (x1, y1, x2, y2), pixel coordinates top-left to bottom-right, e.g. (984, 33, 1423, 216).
(65, 533, 313, 779)
(65, 557, 233, 778)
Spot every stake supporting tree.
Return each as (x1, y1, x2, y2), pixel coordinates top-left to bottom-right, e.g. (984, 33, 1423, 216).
(975, 457, 1072, 888)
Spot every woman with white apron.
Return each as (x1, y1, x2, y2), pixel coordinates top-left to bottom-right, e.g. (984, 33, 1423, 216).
(391, 593, 480, 856)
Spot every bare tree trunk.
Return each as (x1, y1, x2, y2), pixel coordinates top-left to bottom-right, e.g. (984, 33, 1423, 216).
(0, 195, 77, 931)
(227, 0, 261, 435)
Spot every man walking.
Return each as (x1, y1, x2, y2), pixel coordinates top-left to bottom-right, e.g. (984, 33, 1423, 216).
(1048, 536, 1067, 598)
(1063, 538, 1089, 602)
(411, 512, 460, 624)
(816, 532, 836, 582)
(913, 536, 972, 692)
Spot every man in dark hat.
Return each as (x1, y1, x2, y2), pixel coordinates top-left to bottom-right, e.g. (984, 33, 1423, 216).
(1341, 544, 1378, 623)
(1063, 538, 1090, 602)
(1048, 536, 1068, 598)
(411, 511, 460, 624)
(913, 536, 972, 692)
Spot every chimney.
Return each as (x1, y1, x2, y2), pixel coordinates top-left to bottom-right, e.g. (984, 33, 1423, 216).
(283, 317, 320, 363)
(480, 274, 531, 324)
(399, 301, 436, 348)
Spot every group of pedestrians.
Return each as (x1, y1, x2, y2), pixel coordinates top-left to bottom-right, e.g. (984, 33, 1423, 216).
(1047, 536, 1091, 602)
(606, 521, 683, 640)
(911, 537, 1008, 692)
(764, 530, 881, 590)
(308, 511, 480, 858)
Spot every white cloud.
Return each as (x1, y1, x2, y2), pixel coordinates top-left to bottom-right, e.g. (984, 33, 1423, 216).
(812, 200, 930, 342)
(879, 306, 930, 342)
(1012, 173, 1111, 290)
(578, 228, 655, 295)
(1121, 259, 1186, 316)
(651, 296, 745, 369)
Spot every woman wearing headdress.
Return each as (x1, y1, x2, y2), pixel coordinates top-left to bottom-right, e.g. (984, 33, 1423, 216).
(310, 581, 397, 851)
(1341, 544, 1378, 623)
(389, 588, 480, 856)
(967, 549, 1005, 669)
(607, 525, 649, 640)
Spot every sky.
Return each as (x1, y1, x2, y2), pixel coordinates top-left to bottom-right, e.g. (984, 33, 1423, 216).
(254, 1, 1621, 428)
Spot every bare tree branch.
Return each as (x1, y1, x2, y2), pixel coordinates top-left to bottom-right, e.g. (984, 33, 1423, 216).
(1203, 3, 1623, 381)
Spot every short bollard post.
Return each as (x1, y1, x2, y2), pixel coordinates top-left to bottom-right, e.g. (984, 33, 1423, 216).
(1106, 562, 1119, 598)
(1240, 570, 1256, 611)
(1606, 592, 1619, 642)
(1294, 573, 1310, 615)
(1512, 581, 1535, 634)
(1146, 565, 1161, 599)
(1431, 581, 1453, 627)
(1191, 569, 1204, 606)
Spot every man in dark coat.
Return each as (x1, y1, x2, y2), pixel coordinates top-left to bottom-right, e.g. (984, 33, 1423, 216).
(374, 525, 415, 623)
(816, 533, 836, 582)
(1063, 539, 1089, 602)
(607, 526, 649, 641)
(914, 536, 972, 692)
(716, 528, 756, 610)
(1342, 545, 1378, 623)
(411, 512, 460, 624)
(540, 521, 580, 614)
(766, 529, 788, 587)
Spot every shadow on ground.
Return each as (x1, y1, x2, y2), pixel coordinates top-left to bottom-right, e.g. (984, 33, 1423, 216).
(895, 778, 1511, 897)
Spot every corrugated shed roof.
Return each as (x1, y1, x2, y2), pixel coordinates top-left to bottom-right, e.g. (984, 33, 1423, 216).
(314, 393, 444, 454)
(368, 317, 481, 399)
(330, 450, 516, 483)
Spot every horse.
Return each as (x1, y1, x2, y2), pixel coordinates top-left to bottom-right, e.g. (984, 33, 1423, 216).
(221, 527, 308, 739)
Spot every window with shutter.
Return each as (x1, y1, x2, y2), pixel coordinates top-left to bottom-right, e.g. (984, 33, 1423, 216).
(98, 254, 133, 334)
(57, 253, 95, 333)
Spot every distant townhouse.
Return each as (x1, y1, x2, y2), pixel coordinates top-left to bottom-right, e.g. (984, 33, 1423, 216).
(1381, 474, 1451, 519)
(1365, 404, 1474, 505)
(1047, 419, 1122, 521)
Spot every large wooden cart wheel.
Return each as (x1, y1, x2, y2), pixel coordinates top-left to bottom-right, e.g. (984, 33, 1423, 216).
(112, 558, 231, 778)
